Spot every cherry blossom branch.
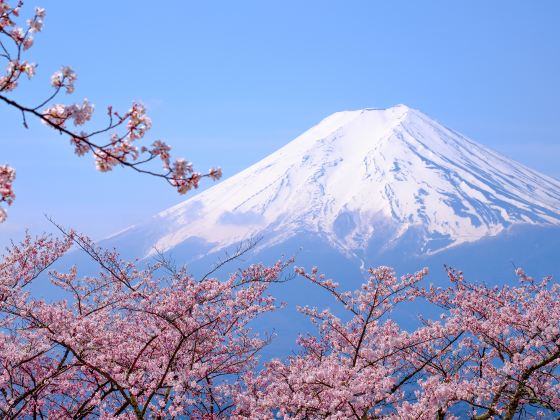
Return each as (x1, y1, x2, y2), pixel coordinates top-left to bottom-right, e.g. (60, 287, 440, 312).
(236, 266, 560, 419)
(0, 1, 222, 223)
(0, 228, 290, 417)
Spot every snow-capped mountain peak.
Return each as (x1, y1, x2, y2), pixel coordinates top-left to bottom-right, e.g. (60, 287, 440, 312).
(116, 105, 560, 258)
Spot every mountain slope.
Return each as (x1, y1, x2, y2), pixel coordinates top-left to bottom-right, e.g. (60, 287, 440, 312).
(110, 105, 560, 260)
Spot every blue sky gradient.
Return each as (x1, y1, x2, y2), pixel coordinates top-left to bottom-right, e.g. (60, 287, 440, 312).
(1, 0, 559, 246)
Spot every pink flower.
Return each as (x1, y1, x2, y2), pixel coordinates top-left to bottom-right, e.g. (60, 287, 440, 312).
(0, 2, 221, 221)
(0, 165, 16, 220)
(51, 66, 77, 93)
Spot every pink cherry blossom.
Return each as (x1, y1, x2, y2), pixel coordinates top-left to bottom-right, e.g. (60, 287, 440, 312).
(0, 164, 16, 222)
(50, 65, 77, 94)
(1, 229, 559, 418)
(0, 1, 221, 223)
(0, 230, 289, 418)
(236, 265, 560, 419)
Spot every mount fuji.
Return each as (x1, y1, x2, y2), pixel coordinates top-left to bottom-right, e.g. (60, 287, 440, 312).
(106, 104, 560, 281)
(97, 104, 560, 355)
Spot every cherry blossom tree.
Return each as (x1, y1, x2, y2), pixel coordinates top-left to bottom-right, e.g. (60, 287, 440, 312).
(0, 230, 289, 418)
(0, 1, 221, 223)
(1, 230, 558, 418)
(235, 266, 439, 418)
(401, 267, 560, 419)
(236, 266, 560, 419)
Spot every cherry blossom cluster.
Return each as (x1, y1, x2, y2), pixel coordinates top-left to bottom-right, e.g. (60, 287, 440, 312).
(236, 266, 433, 418)
(402, 267, 560, 419)
(0, 1, 42, 92)
(0, 164, 15, 222)
(236, 266, 560, 419)
(1, 229, 559, 418)
(0, 1, 221, 222)
(0, 231, 288, 418)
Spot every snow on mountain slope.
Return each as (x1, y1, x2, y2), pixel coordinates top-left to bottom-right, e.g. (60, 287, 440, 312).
(113, 105, 560, 258)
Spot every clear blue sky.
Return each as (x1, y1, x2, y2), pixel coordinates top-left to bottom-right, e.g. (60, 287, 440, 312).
(1, 0, 559, 246)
